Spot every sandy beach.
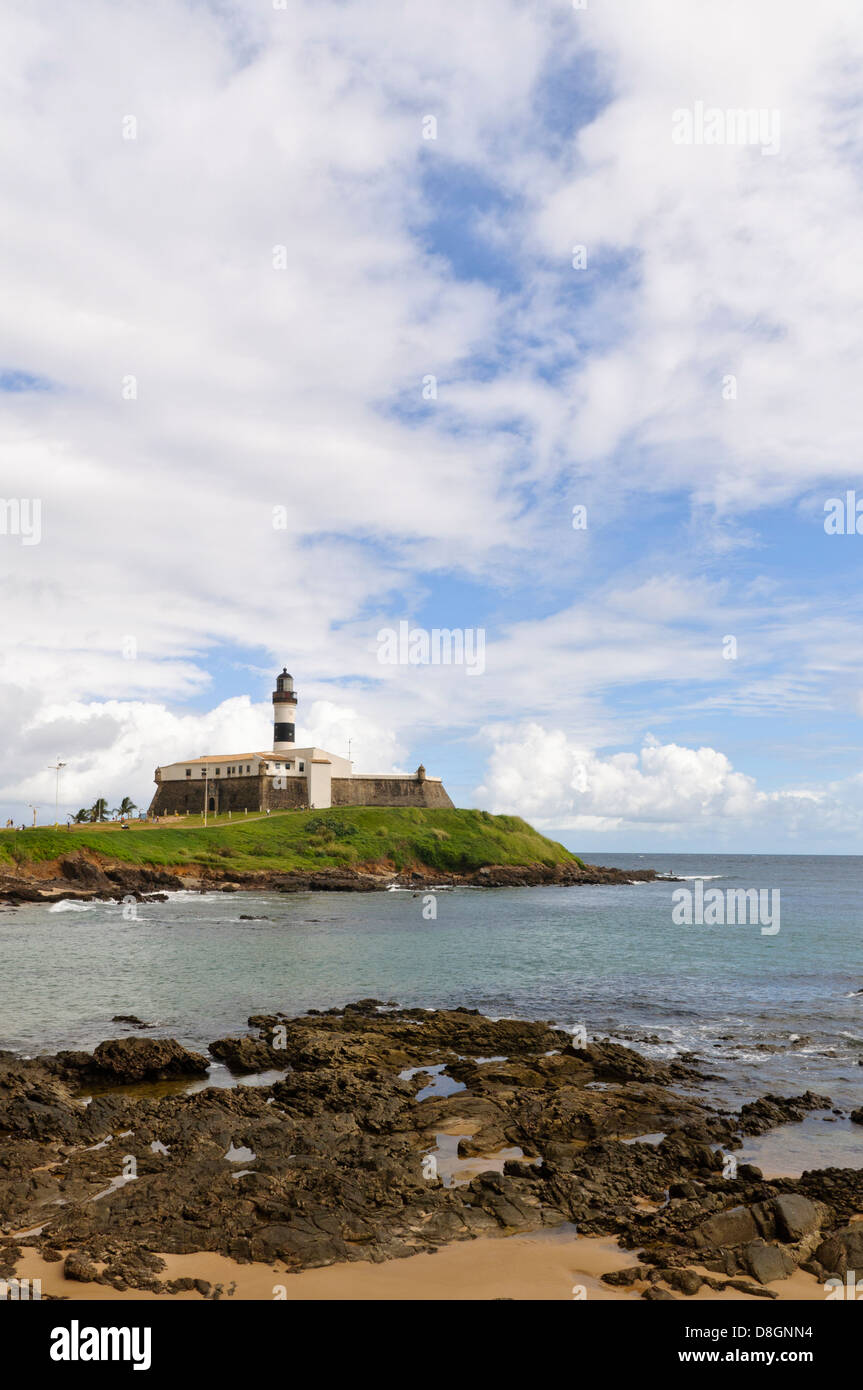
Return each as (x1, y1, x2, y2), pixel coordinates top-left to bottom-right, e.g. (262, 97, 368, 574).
(14, 1227, 830, 1302)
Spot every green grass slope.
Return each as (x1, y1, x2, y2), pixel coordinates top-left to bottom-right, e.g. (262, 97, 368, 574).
(0, 807, 584, 876)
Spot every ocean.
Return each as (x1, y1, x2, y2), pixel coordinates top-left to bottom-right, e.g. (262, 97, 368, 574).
(1, 852, 861, 1172)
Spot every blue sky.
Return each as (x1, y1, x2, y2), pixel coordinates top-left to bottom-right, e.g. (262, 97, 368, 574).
(1, 0, 863, 852)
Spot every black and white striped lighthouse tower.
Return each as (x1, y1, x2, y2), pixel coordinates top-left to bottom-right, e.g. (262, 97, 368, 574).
(272, 668, 297, 751)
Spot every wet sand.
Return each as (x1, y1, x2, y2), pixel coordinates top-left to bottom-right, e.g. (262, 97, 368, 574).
(14, 1227, 828, 1301)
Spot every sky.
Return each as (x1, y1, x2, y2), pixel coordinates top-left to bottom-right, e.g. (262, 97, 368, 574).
(1, 0, 863, 852)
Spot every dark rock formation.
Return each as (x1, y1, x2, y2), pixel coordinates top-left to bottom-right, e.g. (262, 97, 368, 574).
(814, 1225, 863, 1276)
(208, 1036, 284, 1073)
(56, 1037, 210, 1084)
(0, 851, 668, 906)
(736, 1091, 832, 1135)
(0, 1003, 858, 1299)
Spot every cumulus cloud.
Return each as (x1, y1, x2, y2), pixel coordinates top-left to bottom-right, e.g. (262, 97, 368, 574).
(477, 725, 760, 829)
(475, 723, 863, 846)
(6, 692, 403, 815)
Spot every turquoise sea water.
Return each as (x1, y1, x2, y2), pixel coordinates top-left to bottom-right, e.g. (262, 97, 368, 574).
(1, 855, 861, 1143)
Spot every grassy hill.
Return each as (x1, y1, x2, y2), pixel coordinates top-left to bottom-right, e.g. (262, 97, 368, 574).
(0, 807, 584, 877)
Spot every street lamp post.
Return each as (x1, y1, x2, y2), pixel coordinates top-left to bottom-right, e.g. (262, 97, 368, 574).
(48, 761, 66, 828)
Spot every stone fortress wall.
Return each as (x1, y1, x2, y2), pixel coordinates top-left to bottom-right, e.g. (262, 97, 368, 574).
(148, 771, 453, 816)
(148, 774, 267, 817)
(330, 776, 454, 809)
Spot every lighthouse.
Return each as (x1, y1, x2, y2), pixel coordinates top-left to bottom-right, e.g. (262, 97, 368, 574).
(150, 662, 455, 816)
(272, 668, 297, 751)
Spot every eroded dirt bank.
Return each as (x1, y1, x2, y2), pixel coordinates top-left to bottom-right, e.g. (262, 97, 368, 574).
(0, 849, 664, 905)
(1, 1001, 860, 1300)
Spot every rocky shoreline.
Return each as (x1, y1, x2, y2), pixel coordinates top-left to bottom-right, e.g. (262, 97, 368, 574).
(1, 1001, 860, 1300)
(0, 850, 666, 906)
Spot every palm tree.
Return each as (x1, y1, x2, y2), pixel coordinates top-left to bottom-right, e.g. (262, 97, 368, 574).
(73, 809, 90, 823)
(113, 797, 137, 819)
(90, 797, 108, 822)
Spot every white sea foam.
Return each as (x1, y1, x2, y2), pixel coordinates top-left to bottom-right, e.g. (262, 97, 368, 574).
(47, 900, 94, 913)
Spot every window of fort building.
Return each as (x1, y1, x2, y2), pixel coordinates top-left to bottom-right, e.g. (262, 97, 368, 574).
(185, 769, 191, 777)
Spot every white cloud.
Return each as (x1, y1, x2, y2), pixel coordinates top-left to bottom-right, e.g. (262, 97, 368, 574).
(477, 724, 760, 829)
(526, 0, 863, 510)
(476, 722, 863, 845)
(0, 0, 549, 714)
(2, 0, 863, 844)
(5, 690, 403, 815)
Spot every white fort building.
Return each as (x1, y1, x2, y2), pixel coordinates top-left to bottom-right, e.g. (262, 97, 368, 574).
(149, 668, 453, 816)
